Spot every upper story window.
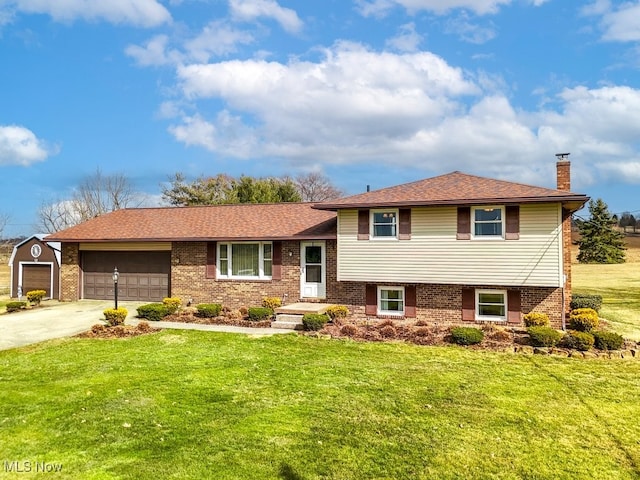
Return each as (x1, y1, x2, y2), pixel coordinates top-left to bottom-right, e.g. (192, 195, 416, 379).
(472, 206, 504, 238)
(218, 242, 272, 280)
(371, 210, 398, 239)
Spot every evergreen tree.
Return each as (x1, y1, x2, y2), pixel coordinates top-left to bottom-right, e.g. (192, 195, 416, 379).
(577, 198, 626, 264)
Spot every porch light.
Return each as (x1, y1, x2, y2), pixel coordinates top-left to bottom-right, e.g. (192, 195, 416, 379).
(113, 267, 119, 310)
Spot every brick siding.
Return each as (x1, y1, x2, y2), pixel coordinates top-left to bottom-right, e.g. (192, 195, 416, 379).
(60, 243, 80, 301)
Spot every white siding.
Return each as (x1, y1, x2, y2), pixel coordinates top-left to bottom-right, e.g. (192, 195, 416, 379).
(337, 204, 562, 287)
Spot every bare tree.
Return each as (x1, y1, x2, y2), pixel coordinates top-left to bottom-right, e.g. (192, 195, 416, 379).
(295, 172, 343, 202)
(37, 169, 143, 233)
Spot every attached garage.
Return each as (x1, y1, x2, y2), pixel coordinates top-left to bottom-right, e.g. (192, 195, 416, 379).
(81, 247, 171, 302)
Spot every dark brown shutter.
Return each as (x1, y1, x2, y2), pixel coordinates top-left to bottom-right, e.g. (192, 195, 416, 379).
(365, 284, 377, 315)
(457, 207, 471, 240)
(271, 241, 282, 281)
(507, 290, 521, 324)
(358, 210, 370, 240)
(206, 242, 216, 279)
(405, 285, 416, 318)
(399, 209, 411, 240)
(505, 206, 520, 240)
(462, 288, 475, 321)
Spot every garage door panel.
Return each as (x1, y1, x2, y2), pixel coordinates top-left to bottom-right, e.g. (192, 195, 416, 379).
(82, 252, 170, 302)
(22, 264, 52, 297)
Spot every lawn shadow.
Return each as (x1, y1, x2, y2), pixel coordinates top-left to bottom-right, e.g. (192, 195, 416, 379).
(279, 463, 305, 480)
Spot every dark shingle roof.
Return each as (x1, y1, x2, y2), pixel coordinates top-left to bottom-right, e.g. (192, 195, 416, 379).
(46, 203, 336, 242)
(315, 171, 589, 211)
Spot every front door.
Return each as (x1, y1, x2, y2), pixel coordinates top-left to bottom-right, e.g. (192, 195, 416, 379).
(300, 241, 326, 299)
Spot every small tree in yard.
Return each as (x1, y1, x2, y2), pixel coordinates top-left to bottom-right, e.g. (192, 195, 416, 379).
(577, 198, 626, 264)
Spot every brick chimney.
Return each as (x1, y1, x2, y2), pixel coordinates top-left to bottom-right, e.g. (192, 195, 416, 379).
(556, 153, 570, 191)
(555, 153, 572, 326)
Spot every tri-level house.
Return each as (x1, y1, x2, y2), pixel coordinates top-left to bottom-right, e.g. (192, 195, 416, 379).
(46, 159, 588, 328)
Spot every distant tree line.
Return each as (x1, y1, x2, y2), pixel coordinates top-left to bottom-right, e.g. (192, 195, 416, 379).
(35, 170, 343, 233)
(614, 212, 637, 233)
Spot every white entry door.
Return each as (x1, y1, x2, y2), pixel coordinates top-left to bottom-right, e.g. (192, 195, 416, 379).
(300, 241, 326, 299)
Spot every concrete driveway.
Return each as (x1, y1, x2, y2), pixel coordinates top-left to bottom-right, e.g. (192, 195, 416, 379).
(0, 300, 142, 351)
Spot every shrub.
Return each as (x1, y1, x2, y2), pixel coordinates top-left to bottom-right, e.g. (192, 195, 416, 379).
(26, 289, 46, 305)
(302, 313, 329, 331)
(560, 330, 595, 351)
(91, 324, 106, 334)
(379, 325, 397, 338)
(137, 303, 170, 322)
(196, 303, 222, 318)
(136, 321, 154, 333)
(570, 294, 603, 313)
(414, 327, 431, 337)
(593, 331, 625, 351)
(568, 308, 599, 332)
(239, 306, 249, 316)
(523, 312, 550, 327)
(326, 305, 349, 321)
(378, 319, 396, 328)
(6, 301, 27, 312)
(527, 326, 562, 347)
(262, 297, 282, 310)
(103, 307, 128, 326)
(248, 307, 273, 322)
(340, 324, 358, 336)
(450, 327, 484, 346)
(162, 297, 182, 314)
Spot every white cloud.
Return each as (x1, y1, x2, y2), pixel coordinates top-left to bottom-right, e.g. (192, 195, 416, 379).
(3, 0, 171, 27)
(125, 35, 178, 67)
(229, 0, 303, 33)
(385, 22, 423, 52)
(0, 125, 57, 166)
(357, 0, 512, 16)
(445, 12, 496, 44)
(599, 2, 640, 42)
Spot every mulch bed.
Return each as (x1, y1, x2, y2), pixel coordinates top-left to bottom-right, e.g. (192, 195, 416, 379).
(161, 313, 272, 328)
(77, 322, 160, 339)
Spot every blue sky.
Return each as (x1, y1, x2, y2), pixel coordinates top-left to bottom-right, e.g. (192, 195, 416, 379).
(1, 0, 639, 237)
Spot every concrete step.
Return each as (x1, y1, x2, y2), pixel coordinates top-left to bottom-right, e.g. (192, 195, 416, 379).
(275, 314, 304, 323)
(272, 313, 304, 330)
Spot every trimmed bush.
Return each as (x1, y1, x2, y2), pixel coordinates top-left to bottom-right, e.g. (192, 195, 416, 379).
(560, 330, 594, 351)
(302, 313, 329, 331)
(6, 301, 27, 313)
(196, 303, 222, 318)
(593, 331, 625, 351)
(26, 289, 46, 305)
(527, 326, 562, 347)
(162, 297, 182, 314)
(523, 312, 550, 327)
(104, 307, 128, 326)
(570, 294, 603, 313)
(248, 307, 273, 322)
(262, 297, 282, 310)
(326, 305, 349, 321)
(450, 327, 484, 346)
(568, 308, 599, 332)
(137, 303, 170, 322)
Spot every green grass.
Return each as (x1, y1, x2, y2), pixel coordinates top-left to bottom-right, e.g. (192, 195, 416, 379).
(572, 237, 640, 340)
(1, 331, 640, 479)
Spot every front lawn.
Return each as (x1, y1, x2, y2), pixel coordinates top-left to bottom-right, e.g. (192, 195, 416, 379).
(1, 332, 640, 479)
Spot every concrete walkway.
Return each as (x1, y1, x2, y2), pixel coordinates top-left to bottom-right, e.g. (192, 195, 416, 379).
(0, 300, 295, 351)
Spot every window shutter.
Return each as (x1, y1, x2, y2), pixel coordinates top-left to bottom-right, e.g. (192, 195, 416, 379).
(507, 290, 521, 324)
(272, 241, 282, 280)
(399, 209, 411, 240)
(358, 210, 370, 240)
(457, 207, 471, 240)
(405, 285, 416, 318)
(365, 284, 377, 315)
(462, 288, 475, 321)
(505, 206, 520, 240)
(206, 242, 217, 279)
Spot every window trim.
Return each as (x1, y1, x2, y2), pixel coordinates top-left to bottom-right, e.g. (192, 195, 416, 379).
(377, 286, 405, 316)
(217, 241, 273, 280)
(475, 289, 507, 322)
(370, 209, 399, 240)
(471, 206, 505, 240)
